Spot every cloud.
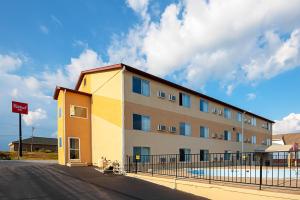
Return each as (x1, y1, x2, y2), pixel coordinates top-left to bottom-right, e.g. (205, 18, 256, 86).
(246, 93, 256, 101)
(22, 108, 47, 126)
(273, 113, 300, 134)
(0, 54, 23, 73)
(39, 25, 49, 34)
(112, 0, 300, 94)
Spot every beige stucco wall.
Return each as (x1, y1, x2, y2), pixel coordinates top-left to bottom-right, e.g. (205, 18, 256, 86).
(123, 70, 272, 155)
(79, 69, 123, 166)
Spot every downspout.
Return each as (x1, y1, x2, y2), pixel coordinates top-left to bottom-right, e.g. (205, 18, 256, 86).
(63, 89, 67, 165)
(121, 65, 126, 172)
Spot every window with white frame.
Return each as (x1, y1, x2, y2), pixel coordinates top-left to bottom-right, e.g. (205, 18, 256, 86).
(180, 122, 191, 136)
(132, 76, 150, 96)
(200, 99, 209, 112)
(251, 135, 257, 144)
(133, 114, 151, 132)
(200, 126, 209, 138)
(69, 138, 80, 160)
(133, 146, 150, 162)
(266, 138, 271, 146)
(224, 108, 231, 119)
(236, 132, 242, 142)
(224, 130, 231, 141)
(70, 105, 87, 118)
(179, 92, 190, 108)
(251, 117, 256, 126)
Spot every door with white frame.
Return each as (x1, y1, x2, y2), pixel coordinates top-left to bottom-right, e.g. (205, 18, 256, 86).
(69, 137, 80, 161)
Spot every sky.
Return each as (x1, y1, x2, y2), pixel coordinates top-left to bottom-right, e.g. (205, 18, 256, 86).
(1, 0, 300, 150)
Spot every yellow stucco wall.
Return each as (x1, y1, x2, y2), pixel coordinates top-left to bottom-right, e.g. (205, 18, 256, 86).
(57, 90, 65, 165)
(77, 69, 124, 166)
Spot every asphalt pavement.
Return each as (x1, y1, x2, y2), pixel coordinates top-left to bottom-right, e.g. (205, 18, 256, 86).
(0, 160, 206, 200)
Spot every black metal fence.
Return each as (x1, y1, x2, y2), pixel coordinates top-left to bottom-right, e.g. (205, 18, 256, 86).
(125, 151, 300, 189)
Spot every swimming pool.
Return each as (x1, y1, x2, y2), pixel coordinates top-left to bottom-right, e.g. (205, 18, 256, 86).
(189, 168, 299, 179)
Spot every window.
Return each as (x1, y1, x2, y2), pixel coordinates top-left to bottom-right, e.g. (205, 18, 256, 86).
(251, 117, 256, 126)
(267, 122, 272, 131)
(179, 148, 191, 162)
(180, 123, 191, 136)
(251, 135, 257, 144)
(133, 147, 150, 162)
(132, 76, 150, 96)
(224, 130, 231, 141)
(236, 151, 240, 160)
(236, 132, 242, 142)
(200, 99, 209, 112)
(70, 105, 87, 118)
(179, 92, 190, 108)
(83, 78, 86, 86)
(224, 108, 231, 119)
(237, 112, 242, 122)
(200, 126, 209, 138)
(224, 150, 231, 160)
(266, 138, 271, 146)
(200, 149, 209, 161)
(58, 137, 62, 148)
(69, 138, 80, 160)
(133, 114, 150, 132)
(58, 107, 62, 118)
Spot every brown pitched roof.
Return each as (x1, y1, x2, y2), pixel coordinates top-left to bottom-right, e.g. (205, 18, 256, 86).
(281, 133, 300, 145)
(53, 86, 92, 100)
(72, 63, 274, 123)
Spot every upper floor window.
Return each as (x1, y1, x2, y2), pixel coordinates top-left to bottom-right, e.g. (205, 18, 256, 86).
(267, 122, 272, 131)
(132, 76, 150, 96)
(179, 92, 190, 108)
(224, 130, 231, 141)
(224, 108, 231, 119)
(237, 112, 242, 122)
(70, 105, 87, 118)
(200, 126, 209, 138)
(133, 114, 151, 132)
(180, 122, 191, 136)
(266, 138, 271, 146)
(251, 117, 256, 126)
(200, 99, 209, 112)
(236, 132, 242, 142)
(251, 135, 257, 144)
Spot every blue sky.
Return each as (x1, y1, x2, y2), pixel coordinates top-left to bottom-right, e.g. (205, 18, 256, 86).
(1, 0, 300, 150)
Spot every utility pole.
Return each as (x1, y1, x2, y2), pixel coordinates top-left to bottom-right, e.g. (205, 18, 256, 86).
(31, 127, 35, 152)
(18, 113, 22, 158)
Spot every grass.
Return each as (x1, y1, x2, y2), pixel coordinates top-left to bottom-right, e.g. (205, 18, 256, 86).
(0, 151, 58, 160)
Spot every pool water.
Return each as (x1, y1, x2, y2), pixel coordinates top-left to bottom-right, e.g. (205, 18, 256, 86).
(189, 168, 299, 179)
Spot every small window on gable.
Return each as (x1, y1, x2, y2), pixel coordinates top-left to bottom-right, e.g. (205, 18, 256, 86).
(70, 105, 88, 118)
(83, 78, 86, 86)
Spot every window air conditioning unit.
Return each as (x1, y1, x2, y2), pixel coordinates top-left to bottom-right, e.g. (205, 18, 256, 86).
(169, 94, 176, 102)
(169, 126, 176, 133)
(212, 108, 217, 114)
(157, 91, 166, 99)
(157, 124, 167, 131)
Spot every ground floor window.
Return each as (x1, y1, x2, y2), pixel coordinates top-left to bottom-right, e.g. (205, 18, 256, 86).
(179, 148, 191, 162)
(69, 138, 80, 160)
(224, 150, 231, 161)
(133, 146, 150, 162)
(200, 149, 209, 161)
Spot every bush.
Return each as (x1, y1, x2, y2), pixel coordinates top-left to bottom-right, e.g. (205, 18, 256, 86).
(0, 152, 11, 160)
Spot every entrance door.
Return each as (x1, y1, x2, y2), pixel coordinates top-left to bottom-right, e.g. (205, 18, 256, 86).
(69, 137, 80, 161)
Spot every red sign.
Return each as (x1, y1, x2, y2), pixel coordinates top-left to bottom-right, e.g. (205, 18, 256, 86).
(12, 101, 28, 114)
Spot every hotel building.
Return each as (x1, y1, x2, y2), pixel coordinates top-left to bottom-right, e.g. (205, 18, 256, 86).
(53, 63, 273, 167)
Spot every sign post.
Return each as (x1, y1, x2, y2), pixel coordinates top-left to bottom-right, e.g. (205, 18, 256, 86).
(12, 101, 28, 158)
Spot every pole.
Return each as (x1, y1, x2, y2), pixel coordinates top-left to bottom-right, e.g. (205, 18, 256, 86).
(242, 112, 245, 154)
(18, 113, 22, 158)
(31, 127, 35, 152)
(259, 153, 263, 190)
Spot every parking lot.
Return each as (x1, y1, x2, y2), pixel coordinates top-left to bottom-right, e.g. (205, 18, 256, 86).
(0, 160, 205, 200)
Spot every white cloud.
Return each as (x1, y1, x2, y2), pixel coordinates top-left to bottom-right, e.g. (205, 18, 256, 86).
(273, 113, 300, 134)
(112, 0, 300, 94)
(22, 108, 47, 126)
(126, 0, 149, 17)
(0, 54, 23, 73)
(39, 25, 49, 34)
(246, 93, 256, 101)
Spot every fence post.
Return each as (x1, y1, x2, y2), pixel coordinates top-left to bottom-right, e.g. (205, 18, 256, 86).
(135, 156, 138, 174)
(259, 153, 263, 190)
(175, 154, 178, 178)
(151, 155, 154, 176)
(209, 154, 211, 184)
(128, 156, 131, 172)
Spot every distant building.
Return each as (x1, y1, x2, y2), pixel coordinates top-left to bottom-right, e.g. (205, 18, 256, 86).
(9, 137, 57, 152)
